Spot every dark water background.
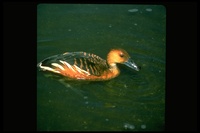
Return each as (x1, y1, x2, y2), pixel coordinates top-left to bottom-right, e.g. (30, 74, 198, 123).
(37, 4, 165, 131)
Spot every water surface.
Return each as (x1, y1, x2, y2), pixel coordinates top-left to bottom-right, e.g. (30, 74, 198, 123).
(37, 4, 166, 131)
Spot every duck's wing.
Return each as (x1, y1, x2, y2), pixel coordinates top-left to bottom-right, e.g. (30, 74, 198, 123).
(37, 52, 109, 76)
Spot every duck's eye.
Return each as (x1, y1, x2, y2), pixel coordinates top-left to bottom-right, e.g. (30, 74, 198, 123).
(119, 53, 124, 58)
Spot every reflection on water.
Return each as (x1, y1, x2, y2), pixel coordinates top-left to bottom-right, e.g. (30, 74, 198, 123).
(37, 4, 165, 131)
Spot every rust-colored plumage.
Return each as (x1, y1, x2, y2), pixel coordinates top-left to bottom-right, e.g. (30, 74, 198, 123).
(37, 49, 140, 81)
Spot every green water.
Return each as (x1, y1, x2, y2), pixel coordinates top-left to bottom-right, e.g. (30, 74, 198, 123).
(37, 4, 165, 131)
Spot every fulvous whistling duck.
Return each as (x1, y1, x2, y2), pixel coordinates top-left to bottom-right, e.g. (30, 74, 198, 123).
(37, 48, 140, 81)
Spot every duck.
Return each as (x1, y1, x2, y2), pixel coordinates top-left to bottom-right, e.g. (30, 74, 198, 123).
(37, 48, 140, 81)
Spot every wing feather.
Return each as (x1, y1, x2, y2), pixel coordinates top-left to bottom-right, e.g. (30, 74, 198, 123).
(38, 52, 109, 76)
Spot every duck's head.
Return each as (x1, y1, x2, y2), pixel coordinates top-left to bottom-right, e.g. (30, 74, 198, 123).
(107, 48, 140, 71)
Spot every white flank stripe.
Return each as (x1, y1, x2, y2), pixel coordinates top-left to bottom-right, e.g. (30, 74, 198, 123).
(51, 63, 65, 70)
(74, 65, 90, 75)
(59, 60, 75, 72)
(38, 63, 60, 73)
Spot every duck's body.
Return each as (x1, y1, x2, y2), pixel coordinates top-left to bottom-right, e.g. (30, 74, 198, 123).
(37, 49, 140, 81)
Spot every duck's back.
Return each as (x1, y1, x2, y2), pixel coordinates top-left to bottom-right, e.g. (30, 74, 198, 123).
(37, 52, 110, 80)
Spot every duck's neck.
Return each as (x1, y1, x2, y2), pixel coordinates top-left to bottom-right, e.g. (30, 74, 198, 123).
(107, 53, 120, 77)
(109, 63, 117, 68)
(108, 63, 120, 76)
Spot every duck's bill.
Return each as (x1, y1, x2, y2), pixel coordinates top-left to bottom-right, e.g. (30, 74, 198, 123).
(123, 58, 140, 71)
